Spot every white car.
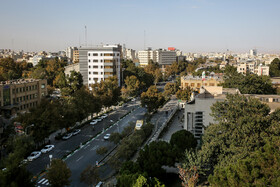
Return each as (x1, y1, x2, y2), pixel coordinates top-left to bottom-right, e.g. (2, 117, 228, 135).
(96, 118, 102, 122)
(27, 151, 41, 161)
(104, 134, 111, 140)
(101, 114, 108, 119)
(72, 129, 81, 135)
(41, 145, 55, 153)
(62, 133, 73, 140)
(90, 120, 98, 125)
(109, 120, 114, 123)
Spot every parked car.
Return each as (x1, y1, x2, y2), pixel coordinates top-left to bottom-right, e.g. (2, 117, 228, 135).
(96, 181, 103, 187)
(109, 120, 114, 123)
(103, 134, 111, 140)
(90, 120, 98, 125)
(101, 114, 108, 119)
(62, 133, 72, 140)
(27, 151, 41, 161)
(96, 118, 102, 122)
(72, 129, 81, 135)
(41, 145, 55, 153)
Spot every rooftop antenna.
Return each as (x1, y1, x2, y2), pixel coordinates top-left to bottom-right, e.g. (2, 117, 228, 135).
(85, 25, 87, 47)
(144, 30, 146, 50)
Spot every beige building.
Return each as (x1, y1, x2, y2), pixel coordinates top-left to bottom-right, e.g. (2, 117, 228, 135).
(181, 76, 223, 91)
(73, 48, 79, 63)
(237, 62, 269, 76)
(64, 63, 80, 77)
(0, 79, 47, 116)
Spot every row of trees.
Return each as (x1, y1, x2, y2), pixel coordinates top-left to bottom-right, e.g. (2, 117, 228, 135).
(222, 65, 276, 94)
(117, 130, 197, 186)
(179, 94, 280, 186)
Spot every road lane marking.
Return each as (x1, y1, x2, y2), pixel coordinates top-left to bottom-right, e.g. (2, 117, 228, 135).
(76, 156, 84, 162)
(41, 179, 48, 185)
(38, 178, 46, 184)
(90, 145, 98, 151)
(83, 144, 90, 149)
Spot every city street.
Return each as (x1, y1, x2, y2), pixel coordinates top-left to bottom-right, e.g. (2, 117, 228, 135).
(33, 100, 146, 187)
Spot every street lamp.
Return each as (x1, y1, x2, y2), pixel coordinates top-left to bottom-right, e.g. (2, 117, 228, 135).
(25, 124, 34, 135)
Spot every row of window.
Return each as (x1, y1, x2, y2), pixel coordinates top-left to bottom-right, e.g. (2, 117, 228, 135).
(12, 85, 38, 94)
(88, 65, 118, 69)
(183, 83, 216, 87)
(89, 72, 102, 75)
(19, 102, 38, 110)
(13, 94, 38, 103)
(88, 53, 120, 57)
(88, 59, 118, 63)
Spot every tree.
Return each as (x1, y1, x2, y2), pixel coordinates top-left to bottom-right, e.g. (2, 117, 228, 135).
(80, 165, 100, 186)
(137, 141, 176, 177)
(141, 85, 165, 113)
(96, 146, 108, 155)
(269, 58, 280, 77)
(170, 130, 197, 158)
(47, 159, 71, 187)
(176, 87, 192, 101)
(92, 76, 120, 108)
(124, 75, 141, 97)
(164, 83, 177, 97)
(109, 132, 122, 144)
(222, 66, 276, 94)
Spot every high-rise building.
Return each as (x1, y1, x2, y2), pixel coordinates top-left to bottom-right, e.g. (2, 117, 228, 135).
(79, 45, 121, 87)
(138, 48, 176, 67)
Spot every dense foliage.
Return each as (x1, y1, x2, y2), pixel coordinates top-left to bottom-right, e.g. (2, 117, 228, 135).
(269, 58, 280, 77)
(222, 65, 276, 94)
(47, 159, 71, 187)
(141, 85, 165, 113)
(179, 94, 280, 186)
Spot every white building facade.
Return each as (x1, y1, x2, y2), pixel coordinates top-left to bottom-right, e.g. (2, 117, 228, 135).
(79, 45, 121, 87)
(138, 48, 176, 67)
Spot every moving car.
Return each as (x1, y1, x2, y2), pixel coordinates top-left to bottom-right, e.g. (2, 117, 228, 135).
(109, 120, 114, 123)
(72, 129, 81, 135)
(103, 134, 111, 140)
(27, 151, 41, 161)
(41, 145, 55, 153)
(62, 133, 72, 140)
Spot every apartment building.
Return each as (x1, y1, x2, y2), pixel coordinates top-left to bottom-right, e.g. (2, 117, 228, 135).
(181, 75, 223, 91)
(138, 48, 176, 67)
(125, 49, 136, 61)
(73, 47, 79, 63)
(0, 79, 47, 116)
(237, 62, 269, 76)
(79, 45, 121, 87)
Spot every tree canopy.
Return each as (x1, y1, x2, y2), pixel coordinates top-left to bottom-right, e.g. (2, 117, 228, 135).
(47, 159, 71, 187)
(269, 58, 280, 77)
(141, 85, 165, 113)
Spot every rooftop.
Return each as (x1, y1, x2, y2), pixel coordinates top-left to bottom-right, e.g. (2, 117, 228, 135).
(0, 79, 41, 85)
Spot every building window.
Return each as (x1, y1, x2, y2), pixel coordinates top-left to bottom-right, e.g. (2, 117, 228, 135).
(89, 65, 91, 68)
(100, 60, 103, 62)
(41, 84, 45, 89)
(191, 83, 195, 87)
(93, 66, 98, 68)
(88, 53, 90, 56)
(26, 87, 28, 91)
(104, 53, 113, 56)
(93, 72, 98, 75)
(89, 72, 91, 74)
(93, 53, 98, 56)
(89, 78, 91, 80)
(197, 83, 201, 88)
(88, 60, 91, 62)
(93, 60, 98, 62)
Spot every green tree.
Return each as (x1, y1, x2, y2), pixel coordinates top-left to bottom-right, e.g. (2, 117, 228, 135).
(137, 141, 176, 177)
(124, 75, 141, 97)
(80, 165, 100, 186)
(141, 85, 165, 113)
(176, 87, 192, 101)
(109, 132, 122, 144)
(96, 146, 108, 155)
(170, 130, 197, 159)
(164, 82, 177, 97)
(47, 159, 71, 187)
(269, 58, 280, 77)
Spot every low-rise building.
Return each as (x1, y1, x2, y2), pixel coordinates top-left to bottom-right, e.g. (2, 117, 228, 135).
(181, 75, 223, 91)
(184, 86, 280, 140)
(0, 79, 47, 116)
(64, 63, 80, 77)
(237, 62, 269, 76)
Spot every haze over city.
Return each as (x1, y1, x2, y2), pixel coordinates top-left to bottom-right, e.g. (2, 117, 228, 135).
(1, 0, 280, 53)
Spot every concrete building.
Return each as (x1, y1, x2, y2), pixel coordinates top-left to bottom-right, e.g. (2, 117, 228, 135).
(138, 48, 176, 67)
(73, 47, 79, 63)
(184, 86, 280, 140)
(64, 63, 80, 77)
(66, 47, 74, 60)
(249, 49, 257, 56)
(237, 62, 269, 76)
(79, 45, 121, 87)
(125, 49, 136, 61)
(0, 79, 47, 116)
(181, 75, 223, 91)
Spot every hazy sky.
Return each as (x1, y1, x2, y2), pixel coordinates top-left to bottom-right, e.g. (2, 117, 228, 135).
(0, 0, 279, 53)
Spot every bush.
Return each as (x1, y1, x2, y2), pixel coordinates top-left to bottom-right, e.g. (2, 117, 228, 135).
(96, 146, 108, 155)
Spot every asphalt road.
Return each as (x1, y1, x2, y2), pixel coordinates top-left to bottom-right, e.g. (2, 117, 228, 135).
(27, 99, 140, 175)
(32, 99, 146, 187)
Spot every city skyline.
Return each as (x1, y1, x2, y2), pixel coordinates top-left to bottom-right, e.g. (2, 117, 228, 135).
(1, 0, 280, 53)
